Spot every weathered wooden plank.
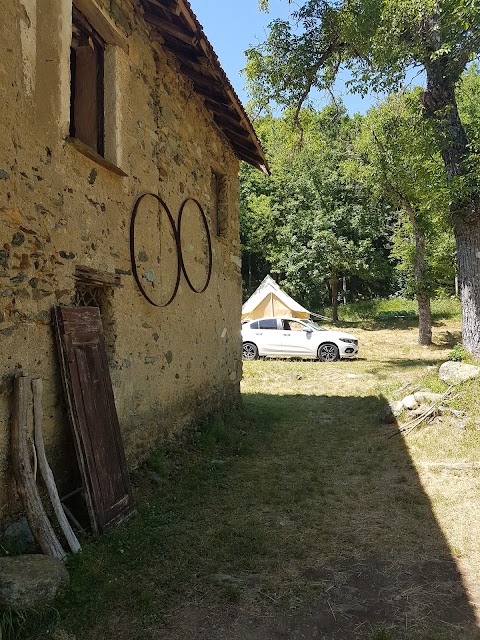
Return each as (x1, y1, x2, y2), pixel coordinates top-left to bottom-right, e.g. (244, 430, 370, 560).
(144, 11, 197, 44)
(179, 64, 224, 93)
(144, 0, 181, 15)
(53, 306, 135, 534)
(75, 265, 122, 289)
(11, 374, 66, 560)
(32, 379, 82, 554)
(73, 0, 129, 52)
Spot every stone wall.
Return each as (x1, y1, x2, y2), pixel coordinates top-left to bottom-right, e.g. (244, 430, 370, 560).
(0, 0, 243, 522)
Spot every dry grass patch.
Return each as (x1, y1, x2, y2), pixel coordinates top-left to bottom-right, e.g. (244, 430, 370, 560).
(10, 317, 479, 640)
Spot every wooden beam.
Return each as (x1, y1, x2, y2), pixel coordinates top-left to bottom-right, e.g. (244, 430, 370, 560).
(180, 65, 223, 91)
(146, 0, 181, 15)
(193, 85, 232, 107)
(73, 0, 129, 53)
(235, 148, 265, 168)
(174, 51, 214, 74)
(217, 125, 258, 149)
(146, 0, 269, 172)
(206, 100, 243, 123)
(74, 266, 122, 288)
(144, 12, 197, 45)
(156, 32, 197, 56)
(225, 136, 261, 160)
(174, 0, 269, 171)
(175, 0, 201, 34)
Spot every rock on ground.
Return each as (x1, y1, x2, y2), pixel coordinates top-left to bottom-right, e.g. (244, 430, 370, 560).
(0, 554, 69, 611)
(1, 517, 34, 554)
(414, 391, 442, 404)
(402, 394, 419, 410)
(439, 362, 480, 385)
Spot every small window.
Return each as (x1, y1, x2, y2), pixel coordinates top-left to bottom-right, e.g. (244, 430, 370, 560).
(211, 169, 228, 237)
(74, 285, 103, 308)
(70, 7, 105, 155)
(250, 321, 259, 329)
(73, 266, 121, 360)
(259, 319, 278, 330)
(287, 320, 306, 331)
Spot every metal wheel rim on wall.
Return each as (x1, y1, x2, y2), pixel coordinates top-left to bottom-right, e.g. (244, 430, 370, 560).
(178, 198, 213, 294)
(130, 193, 182, 307)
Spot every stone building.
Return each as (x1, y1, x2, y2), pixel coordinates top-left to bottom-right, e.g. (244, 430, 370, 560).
(0, 0, 267, 523)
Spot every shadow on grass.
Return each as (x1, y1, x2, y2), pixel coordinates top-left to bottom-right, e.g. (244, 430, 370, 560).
(333, 319, 461, 337)
(9, 393, 478, 640)
(372, 358, 443, 370)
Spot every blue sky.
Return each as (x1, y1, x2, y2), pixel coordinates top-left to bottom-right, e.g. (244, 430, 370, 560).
(192, 0, 378, 115)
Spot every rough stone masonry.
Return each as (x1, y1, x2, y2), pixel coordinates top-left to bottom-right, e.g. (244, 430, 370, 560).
(0, 0, 261, 524)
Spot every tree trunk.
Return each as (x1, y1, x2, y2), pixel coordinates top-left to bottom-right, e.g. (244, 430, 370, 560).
(454, 217, 480, 357)
(342, 276, 347, 305)
(400, 199, 433, 345)
(413, 228, 432, 345)
(330, 275, 339, 323)
(417, 291, 432, 345)
(422, 63, 480, 355)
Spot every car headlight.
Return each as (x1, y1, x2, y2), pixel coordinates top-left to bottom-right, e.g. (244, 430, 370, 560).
(339, 338, 357, 344)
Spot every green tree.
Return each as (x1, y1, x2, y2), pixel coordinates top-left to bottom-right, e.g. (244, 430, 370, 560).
(240, 106, 393, 319)
(247, 0, 480, 355)
(351, 91, 453, 344)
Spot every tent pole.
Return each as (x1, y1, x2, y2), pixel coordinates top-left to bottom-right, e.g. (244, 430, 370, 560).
(271, 292, 274, 316)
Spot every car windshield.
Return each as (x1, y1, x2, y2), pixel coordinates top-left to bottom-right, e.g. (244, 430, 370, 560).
(304, 319, 327, 331)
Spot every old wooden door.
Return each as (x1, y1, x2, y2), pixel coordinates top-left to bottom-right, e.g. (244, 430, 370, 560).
(53, 306, 134, 534)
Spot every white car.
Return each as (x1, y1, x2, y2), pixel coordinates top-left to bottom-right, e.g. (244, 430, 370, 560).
(241, 317, 359, 362)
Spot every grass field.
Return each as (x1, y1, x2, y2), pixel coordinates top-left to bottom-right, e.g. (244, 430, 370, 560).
(4, 313, 480, 640)
(322, 296, 462, 323)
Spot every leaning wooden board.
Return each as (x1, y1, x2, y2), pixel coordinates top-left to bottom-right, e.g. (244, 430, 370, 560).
(52, 306, 134, 534)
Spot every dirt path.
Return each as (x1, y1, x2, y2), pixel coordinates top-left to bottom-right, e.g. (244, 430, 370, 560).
(40, 322, 480, 640)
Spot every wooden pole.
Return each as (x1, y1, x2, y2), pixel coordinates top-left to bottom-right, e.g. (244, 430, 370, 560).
(32, 379, 81, 554)
(11, 373, 66, 561)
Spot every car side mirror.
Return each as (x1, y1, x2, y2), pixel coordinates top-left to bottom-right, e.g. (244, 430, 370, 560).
(305, 328, 313, 333)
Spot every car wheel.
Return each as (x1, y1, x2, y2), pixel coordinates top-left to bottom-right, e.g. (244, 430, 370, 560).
(317, 342, 339, 362)
(242, 342, 258, 361)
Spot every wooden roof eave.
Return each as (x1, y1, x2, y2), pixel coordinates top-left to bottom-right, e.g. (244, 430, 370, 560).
(140, 0, 270, 174)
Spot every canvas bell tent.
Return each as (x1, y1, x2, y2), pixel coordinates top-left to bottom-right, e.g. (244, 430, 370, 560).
(242, 276, 310, 321)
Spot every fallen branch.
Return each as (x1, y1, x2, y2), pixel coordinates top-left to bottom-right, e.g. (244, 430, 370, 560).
(387, 386, 454, 438)
(32, 378, 81, 554)
(11, 373, 66, 560)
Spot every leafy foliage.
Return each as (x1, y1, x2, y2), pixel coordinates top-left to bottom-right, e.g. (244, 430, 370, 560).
(240, 106, 394, 310)
(248, 0, 480, 112)
(247, 0, 480, 354)
(350, 90, 455, 300)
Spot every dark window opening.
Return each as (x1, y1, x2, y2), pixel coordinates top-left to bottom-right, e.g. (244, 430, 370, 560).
(73, 283, 115, 360)
(74, 285, 103, 308)
(211, 170, 228, 237)
(70, 7, 105, 156)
